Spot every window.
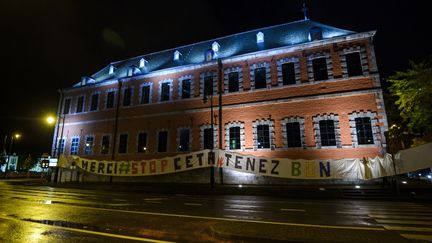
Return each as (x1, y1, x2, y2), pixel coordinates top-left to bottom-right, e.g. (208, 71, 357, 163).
(229, 127, 240, 150)
(254, 67, 266, 89)
(118, 134, 128, 154)
(158, 131, 168, 152)
(256, 31, 264, 43)
(257, 125, 270, 149)
(161, 82, 170, 101)
(101, 135, 110, 154)
(309, 26, 323, 41)
(141, 85, 150, 104)
(286, 122, 302, 147)
(319, 120, 336, 146)
(106, 91, 115, 108)
(178, 129, 190, 151)
(84, 136, 94, 155)
(123, 88, 131, 106)
(174, 50, 181, 61)
(139, 58, 147, 68)
(203, 128, 214, 149)
(109, 65, 115, 75)
(355, 117, 374, 145)
(76, 96, 84, 113)
(228, 72, 239, 92)
(345, 52, 363, 77)
(204, 76, 213, 96)
(137, 132, 147, 153)
(181, 79, 191, 99)
(282, 63, 296, 85)
(58, 138, 65, 154)
(90, 93, 99, 111)
(205, 49, 214, 62)
(312, 57, 328, 81)
(63, 99, 71, 115)
(70, 137, 80, 155)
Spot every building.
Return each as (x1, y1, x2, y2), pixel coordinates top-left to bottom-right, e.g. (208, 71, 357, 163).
(52, 18, 388, 183)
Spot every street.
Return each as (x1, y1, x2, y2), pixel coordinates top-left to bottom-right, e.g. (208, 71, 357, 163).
(0, 179, 431, 242)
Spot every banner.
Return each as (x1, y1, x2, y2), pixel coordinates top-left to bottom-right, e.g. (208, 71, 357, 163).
(394, 142, 432, 174)
(58, 149, 396, 180)
(217, 150, 394, 180)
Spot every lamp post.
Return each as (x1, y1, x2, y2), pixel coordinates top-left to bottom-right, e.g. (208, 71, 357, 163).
(50, 89, 65, 183)
(202, 84, 215, 189)
(51, 114, 65, 183)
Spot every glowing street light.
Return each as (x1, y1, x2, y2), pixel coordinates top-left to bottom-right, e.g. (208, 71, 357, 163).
(46, 116, 55, 125)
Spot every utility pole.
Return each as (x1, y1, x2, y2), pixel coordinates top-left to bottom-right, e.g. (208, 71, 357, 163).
(217, 59, 224, 185)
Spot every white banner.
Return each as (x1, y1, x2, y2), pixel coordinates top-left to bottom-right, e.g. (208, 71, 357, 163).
(394, 143, 432, 174)
(58, 149, 396, 180)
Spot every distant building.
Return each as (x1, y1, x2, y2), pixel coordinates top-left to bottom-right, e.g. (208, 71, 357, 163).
(52, 19, 387, 181)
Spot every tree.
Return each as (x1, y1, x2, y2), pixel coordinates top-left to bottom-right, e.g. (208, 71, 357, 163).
(21, 154, 35, 171)
(388, 57, 432, 140)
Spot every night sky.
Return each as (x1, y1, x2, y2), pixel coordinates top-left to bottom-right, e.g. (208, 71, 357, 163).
(1, 0, 430, 157)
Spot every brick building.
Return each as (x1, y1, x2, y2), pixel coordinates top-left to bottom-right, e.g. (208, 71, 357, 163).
(52, 19, 388, 181)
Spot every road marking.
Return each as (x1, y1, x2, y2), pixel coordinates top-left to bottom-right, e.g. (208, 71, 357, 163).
(339, 211, 432, 216)
(375, 219, 432, 225)
(144, 198, 167, 201)
(56, 203, 384, 231)
(106, 203, 134, 207)
(184, 203, 202, 206)
(369, 214, 432, 220)
(280, 208, 306, 212)
(0, 215, 174, 243)
(383, 225, 432, 232)
(401, 234, 432, 241)
(113, 199, 127, 202)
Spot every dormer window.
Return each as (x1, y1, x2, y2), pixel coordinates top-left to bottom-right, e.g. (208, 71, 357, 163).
(81, 76, 95, 85)
(212, 42, 220, 59)
(309, 27, 323, 41)
(174, 50, 181, 61)
(127, 66, 141, 77)
(205, 49, 214, 62)
(139, 58, 148, 68)
(212, 41, 220, 53)
(256, 32, 264, 43)
(109, 65, 115, 75)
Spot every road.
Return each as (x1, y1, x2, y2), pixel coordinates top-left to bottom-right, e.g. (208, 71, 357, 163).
(0, 179, 431, 242)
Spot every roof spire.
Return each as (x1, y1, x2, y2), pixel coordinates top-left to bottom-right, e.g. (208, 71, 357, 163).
(302, 2, 309, 20)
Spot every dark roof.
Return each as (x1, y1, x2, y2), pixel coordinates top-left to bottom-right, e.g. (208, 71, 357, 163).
(83, 19, 355, 85)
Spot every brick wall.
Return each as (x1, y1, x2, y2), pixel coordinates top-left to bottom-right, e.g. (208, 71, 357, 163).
(56, 39, 386, 162)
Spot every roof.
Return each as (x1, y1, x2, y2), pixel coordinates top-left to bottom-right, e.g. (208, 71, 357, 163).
(77, 19, 355, 86)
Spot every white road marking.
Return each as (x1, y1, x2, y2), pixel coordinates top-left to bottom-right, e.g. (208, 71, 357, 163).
(280, 208, 306, 212)
(184, 203, 202, 206)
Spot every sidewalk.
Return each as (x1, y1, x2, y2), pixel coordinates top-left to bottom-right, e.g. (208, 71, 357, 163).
(43, 178, 432, 201)
(3, 176, 431, 201)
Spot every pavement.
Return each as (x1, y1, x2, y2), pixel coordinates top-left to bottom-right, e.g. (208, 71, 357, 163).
(5, 175, 430, 201)
(1, 178, 432, 242)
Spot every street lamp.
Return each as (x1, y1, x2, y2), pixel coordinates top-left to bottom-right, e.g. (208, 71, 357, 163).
(202, 85, 215, 189)
(49, 113, 66, 183)
(46, 116, 55, 125)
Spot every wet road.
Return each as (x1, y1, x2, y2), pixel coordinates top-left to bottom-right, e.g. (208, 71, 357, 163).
(0, 180, 431, 242)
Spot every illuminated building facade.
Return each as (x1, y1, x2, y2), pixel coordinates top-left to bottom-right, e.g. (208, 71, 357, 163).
(52, 19, 388, 182)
